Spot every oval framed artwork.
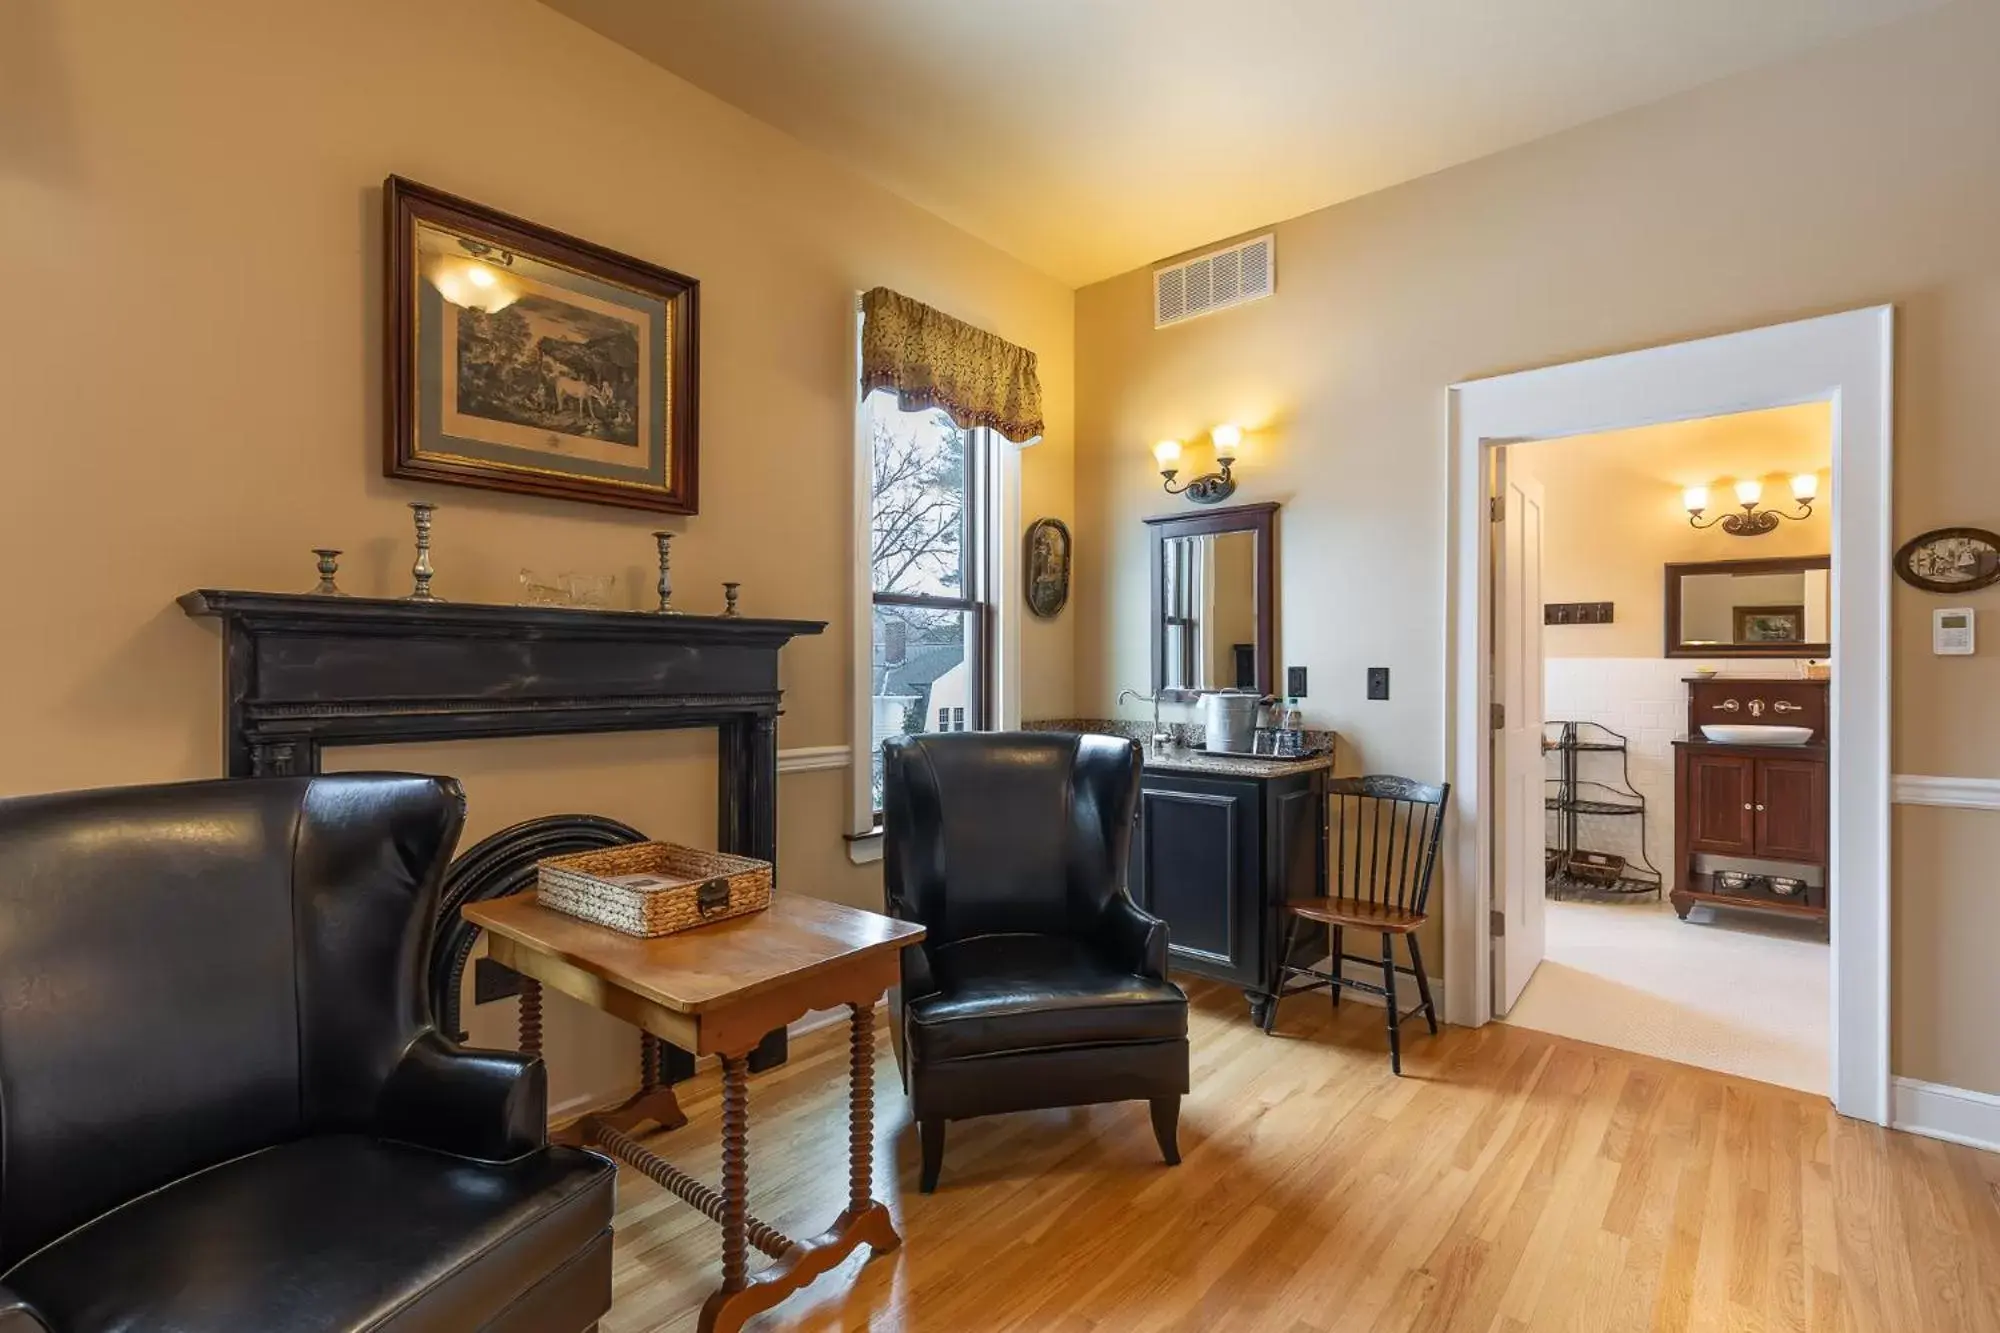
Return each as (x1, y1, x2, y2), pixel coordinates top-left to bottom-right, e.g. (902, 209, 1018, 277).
(1894, 526, 2000, 594)
(1024, 517, 1072, 618)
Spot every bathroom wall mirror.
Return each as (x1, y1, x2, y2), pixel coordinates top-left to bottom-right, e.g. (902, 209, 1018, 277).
(1146, 502, 1277, 699)
(1663, 554, 1830, 658)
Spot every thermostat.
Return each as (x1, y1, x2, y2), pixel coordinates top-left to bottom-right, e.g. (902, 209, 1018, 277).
(1934, 608, 1976, 655)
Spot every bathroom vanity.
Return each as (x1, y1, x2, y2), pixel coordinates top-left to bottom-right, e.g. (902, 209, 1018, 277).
(1670, 676, 1830, 923)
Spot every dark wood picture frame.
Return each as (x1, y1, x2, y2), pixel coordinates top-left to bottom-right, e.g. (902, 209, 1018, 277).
(1663, 555, 1829, 658)
(1732, 604, 1806, 643)
(1893, 526, 2000, 594)
(384, 176, 700, 513)
(1145, 502, 1278, 700)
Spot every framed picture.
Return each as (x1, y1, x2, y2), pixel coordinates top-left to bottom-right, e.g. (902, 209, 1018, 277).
(1024, 517, 1071, 618)
(384, 177, 699, 513)
(1894, 526, 2000, 594)
(1733, 604, 1804, 643)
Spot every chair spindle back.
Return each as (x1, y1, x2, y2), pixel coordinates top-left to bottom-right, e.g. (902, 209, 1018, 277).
(1327, 775, 1451, 917)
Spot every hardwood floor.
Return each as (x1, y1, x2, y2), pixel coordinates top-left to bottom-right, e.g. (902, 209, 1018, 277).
(601, 982, 2000, 1332)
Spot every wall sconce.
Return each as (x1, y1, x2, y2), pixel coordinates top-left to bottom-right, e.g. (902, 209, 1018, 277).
(1156, 423, 1240, 505)
(1685, 473, 1817, 536)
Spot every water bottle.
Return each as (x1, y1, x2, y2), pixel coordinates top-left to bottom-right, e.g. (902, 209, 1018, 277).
(1276, 698, 1303, 757)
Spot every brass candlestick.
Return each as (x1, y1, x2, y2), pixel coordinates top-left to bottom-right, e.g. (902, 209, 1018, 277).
(405, 502, 441, 602)
(722, 582, 741, 617)
(310, 548, 346, 596)
(651, 531, 680, 614)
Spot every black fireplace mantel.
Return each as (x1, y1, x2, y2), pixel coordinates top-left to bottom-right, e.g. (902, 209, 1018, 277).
(178, 589, 825, 780)
(180, 588, 828, 1075)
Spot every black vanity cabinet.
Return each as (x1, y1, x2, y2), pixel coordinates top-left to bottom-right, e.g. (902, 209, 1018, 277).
(1128, 761, 1328, 1023)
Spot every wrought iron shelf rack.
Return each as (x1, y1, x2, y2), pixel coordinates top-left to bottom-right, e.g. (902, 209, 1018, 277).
(1544, 720, 1663, 900)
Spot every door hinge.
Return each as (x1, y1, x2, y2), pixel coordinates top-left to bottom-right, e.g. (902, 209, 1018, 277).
(1491, 701, 1506, 730)
(1489, 495, 1505, 521)
(1490, 909, 1506, 938)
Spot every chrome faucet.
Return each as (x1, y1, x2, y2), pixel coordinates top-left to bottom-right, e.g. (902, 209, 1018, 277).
(1117, 688, 1173, 754)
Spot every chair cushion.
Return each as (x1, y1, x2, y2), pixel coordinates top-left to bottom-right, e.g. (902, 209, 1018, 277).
(2, 1135, 615, 1333)
(906, 933, 1187, 1064)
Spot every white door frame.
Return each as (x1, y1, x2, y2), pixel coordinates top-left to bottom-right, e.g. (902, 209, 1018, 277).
(1442, 306, 1895, 1124)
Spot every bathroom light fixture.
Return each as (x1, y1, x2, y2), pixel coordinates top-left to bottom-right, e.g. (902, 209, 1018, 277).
(1157, 424, 1240, 505)
(1686, 472, 1816, 536)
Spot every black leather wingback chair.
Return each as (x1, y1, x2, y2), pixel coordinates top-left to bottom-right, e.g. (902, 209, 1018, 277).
(0, 775, 617, 1333)
(883, 732, 1190, 1193)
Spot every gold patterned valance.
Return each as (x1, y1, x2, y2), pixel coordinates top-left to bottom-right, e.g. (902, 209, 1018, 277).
(860, 287, 1044, 443)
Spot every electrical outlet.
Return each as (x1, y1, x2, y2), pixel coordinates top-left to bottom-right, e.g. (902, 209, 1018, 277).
(1367, 667, 1391, 700)
(1286, 665, 1308, 697)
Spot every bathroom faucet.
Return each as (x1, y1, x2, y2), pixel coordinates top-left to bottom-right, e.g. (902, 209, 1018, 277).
(1117, 688, 1173, 754)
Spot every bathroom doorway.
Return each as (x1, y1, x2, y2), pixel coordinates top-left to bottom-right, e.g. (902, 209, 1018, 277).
(1444, 307, 1895, 1124)
(1497, 407, 1833, 1094)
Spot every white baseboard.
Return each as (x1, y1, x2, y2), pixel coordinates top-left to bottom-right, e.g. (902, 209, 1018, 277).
(1891, 1076, 2000, 1154)
(548, 1089, 609, 1122)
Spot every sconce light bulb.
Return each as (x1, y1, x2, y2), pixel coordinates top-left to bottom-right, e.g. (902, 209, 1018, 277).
(1210, 422, 1243, 459)
(1153, 439, 1183, 467)
(465, 263, 498, 289)
(1734, 478, 1763, 507)
(1791, 472, 1818, 502)
(1682, 486, 1709, 515)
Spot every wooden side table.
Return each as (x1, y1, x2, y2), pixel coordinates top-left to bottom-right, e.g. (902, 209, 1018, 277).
(464, 892, 926, 1333)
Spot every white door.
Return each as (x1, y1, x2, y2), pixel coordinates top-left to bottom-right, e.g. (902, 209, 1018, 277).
(1494, 451, 1547, 1014)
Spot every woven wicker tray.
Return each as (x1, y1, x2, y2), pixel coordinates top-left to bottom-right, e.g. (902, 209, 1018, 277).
(537, 842, 772, 937)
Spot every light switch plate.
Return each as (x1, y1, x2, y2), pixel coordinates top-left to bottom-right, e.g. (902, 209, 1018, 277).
(1286, 665, 1308, 697)
(1367, 667, 1390, 700)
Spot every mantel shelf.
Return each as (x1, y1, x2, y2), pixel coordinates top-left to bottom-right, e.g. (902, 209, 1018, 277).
(177, 587, 826, 781)
(178, 589, 825, 645)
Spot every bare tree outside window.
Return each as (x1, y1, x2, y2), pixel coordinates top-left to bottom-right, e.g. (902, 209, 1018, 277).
(867, 395, 989, 812)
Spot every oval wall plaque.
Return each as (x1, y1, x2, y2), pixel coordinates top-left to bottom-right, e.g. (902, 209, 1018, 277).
(1894, 526, 2000, 594)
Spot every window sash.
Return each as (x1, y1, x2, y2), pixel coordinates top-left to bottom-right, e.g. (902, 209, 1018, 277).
(867, 424, 994, 821)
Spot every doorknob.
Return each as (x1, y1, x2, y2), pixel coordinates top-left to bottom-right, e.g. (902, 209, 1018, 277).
(1756, 804, 1767, 811)
(1743, 803, 1752, 810)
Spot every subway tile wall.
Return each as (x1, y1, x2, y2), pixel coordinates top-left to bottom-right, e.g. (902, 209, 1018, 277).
(1543, 658, 1778, 880)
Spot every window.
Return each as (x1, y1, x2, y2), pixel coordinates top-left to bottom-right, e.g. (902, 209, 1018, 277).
(866, 392, 992, 813)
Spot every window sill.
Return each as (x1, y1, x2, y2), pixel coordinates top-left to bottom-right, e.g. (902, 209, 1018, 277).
(844, 826, 884, 865)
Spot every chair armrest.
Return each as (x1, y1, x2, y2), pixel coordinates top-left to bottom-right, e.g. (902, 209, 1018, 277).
(900, 935, 939, 1000)
(1095, 894, 1169, 981)
(0, 1287, 54, 1333)
(375, 1029, 547, 1163)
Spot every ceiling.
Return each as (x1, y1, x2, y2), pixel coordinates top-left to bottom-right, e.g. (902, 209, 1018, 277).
(544, 0, 1946, 287)
(1520, 403, 1833, 494)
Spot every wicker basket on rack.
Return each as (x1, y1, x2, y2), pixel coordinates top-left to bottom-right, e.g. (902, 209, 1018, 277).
(536, 842, 772, 937)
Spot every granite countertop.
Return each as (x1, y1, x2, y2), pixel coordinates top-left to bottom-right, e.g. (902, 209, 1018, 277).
(1023, 718, 1337, 778)
(1140, 747, 1337, 778)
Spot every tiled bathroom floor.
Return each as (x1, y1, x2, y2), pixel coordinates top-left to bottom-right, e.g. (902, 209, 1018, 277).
(1502, 894, 1829, 1095)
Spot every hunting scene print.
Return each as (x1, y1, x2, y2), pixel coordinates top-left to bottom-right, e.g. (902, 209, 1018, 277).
(386, 177, 699, 513)
(454, 294, 642, 447)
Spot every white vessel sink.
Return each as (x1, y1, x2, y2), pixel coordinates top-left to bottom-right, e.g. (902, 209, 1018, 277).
(1700, 724, 1814, 745)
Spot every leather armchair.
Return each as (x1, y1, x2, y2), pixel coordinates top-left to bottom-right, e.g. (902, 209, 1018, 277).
(0, 775, 616, 1333)
(883, 732, 1190, 1192)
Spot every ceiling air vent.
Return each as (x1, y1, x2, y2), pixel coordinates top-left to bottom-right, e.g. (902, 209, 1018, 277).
(1153, 233, 1274, 329)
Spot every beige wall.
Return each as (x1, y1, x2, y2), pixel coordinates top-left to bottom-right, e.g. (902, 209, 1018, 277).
(1508, 406, 1832, 659)
(1076, 1, 2000, 1093)
(1, 0, 1074, 1109)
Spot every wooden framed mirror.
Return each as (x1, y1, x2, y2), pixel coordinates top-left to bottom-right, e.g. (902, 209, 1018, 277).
(1663, 554, 1830, 658)
(1145, 502, 1278, 700)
